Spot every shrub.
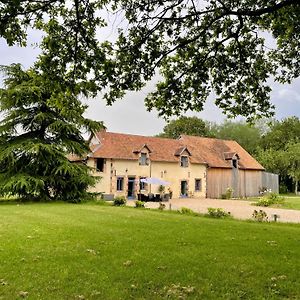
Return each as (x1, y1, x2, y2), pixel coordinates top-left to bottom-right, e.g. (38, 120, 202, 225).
(206, 207, 231, 218)
(113, 196, 127, 206)
(225, 187, 234, 199)
(158, 185, 165, 194)
(158, 202, 166, 210)
(256, 193, 285, 207)
(252, 209, 268, 222)
(135, 200, 145, 208)
(220, 187, 233, 199)
(178, 207, 197, 216)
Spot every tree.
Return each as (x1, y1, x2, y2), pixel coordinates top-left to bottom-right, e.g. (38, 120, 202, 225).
(255, 117, 300, 193)
(284, 143, 300, 194)
(212, 120, 263, 155)
(0, 64, 102, 201)
(109, 0, 300, 120)
(0, 0, 113, 98)
(260, 117, 300, 150)
(0, 1, 299, 120)
(157, 116, 210, 139)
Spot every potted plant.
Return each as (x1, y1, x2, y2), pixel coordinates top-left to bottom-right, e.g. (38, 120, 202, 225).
(158, 185, 165, 201)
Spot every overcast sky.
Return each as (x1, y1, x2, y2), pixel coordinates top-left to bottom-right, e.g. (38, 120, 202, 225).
(0, 28, 299, 136)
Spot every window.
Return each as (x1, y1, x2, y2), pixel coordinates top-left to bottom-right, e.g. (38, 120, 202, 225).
(96, 158, 104, 172)
(139, 177, 147, 191)
(195, 179, 202, 192)
(180, 156, 188, 167)
(232, 159, 237, 168)
(116, 177, 124, 191)
(139, 153, 148, 165)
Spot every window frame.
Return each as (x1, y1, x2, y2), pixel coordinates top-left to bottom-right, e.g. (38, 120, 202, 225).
(139, 153, 148, 166)
(96, 158, 105, 172)
(116, 177, 124, 191)
(180, 155, 189, 168)
(195, 179, 202, 192)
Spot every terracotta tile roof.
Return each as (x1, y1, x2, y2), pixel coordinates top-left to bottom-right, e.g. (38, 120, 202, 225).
(179, 135, 264, 170)
(90, 130, 264, 170)
(92, 130, 181, 162)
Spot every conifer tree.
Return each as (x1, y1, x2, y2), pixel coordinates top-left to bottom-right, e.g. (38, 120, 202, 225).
(0, 64, 102, 201)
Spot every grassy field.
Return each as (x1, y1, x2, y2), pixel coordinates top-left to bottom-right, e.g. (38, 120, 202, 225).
(250, 195, 300, 210)
(279, 196, 300, 210)
(1, 203, 300, 299)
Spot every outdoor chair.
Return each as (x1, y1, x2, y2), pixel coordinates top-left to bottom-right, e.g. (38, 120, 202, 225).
(148, 193, 154, 201)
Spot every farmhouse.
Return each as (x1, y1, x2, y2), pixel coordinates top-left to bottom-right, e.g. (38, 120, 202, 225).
(81, 130, 278, 199)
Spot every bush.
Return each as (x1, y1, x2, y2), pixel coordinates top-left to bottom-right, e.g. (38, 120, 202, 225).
(252, 209, 268, 222)
(178, 207, 197, 216)
(225, 187, 233, 199)
(256, 193, 285, 207)
(220, 187, 233, 199)
(206, 207, 231, 218)
(135, 200, 145, 208)
(158, 202, 166, 210)
(113, 196, 127, 206)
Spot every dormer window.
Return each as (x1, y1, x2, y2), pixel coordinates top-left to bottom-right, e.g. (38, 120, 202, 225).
(180, 156, 189, 168)
(232, 159, 238, 168)
(139, 153, 148, 165)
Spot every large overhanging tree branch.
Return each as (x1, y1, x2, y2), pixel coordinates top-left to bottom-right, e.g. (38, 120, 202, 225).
(0, 1, 299, 120)
(106, 0, 300, 120)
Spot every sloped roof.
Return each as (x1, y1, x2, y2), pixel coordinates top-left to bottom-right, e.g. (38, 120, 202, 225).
(92, 131, 182, 162)
(179, 135, 264, 170)
(90, 130, 264, 170)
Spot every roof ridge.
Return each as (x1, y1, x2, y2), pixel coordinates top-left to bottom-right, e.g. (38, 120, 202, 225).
(99, 130, 183, 143)
(180, 134, 237, 143)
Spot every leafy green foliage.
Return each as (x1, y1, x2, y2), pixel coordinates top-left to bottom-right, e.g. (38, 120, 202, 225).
(158, 202, 166, 210)
(256, 117, 300, 193)
(113, 196, 127, 206)
(0, 64, 102, 201)
(157, 116, 210, 139)
(211, 120, 264, 155)
(260, 117, 300, 151)
(108, 0, 300, 120)
(0, 1, 299, 120)
(255, 193, 285, 207)
(134, 200, 145, 208)
(0, 0, 112, 98)
(206, 208, 231, 218)
(252, 210, 268, 222)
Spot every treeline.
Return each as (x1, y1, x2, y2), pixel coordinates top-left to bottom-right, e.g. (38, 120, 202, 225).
(157, 116, 300, 194)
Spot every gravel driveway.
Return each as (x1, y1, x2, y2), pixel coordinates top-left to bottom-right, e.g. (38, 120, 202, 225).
(128, 198, 300, 223)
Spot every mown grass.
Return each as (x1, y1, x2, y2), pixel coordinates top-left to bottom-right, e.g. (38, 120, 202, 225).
(278, 196, 300, 210)
(250, 195, 300, 210)
(1, 203, 300, 299)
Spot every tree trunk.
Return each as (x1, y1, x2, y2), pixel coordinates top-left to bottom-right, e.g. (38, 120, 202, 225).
(295, 180, 298, 195)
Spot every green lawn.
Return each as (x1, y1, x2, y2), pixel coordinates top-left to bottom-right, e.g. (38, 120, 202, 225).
(250, 195, 300, 210)
(278, 196, 300, 210)
(1, 203, 300, 299)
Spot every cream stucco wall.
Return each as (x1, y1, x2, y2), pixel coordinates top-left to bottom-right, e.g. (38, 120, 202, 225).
(87, 157, 207, 199)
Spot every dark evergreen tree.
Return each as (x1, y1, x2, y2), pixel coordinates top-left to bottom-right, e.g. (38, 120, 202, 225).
(0, 64, 102, 201)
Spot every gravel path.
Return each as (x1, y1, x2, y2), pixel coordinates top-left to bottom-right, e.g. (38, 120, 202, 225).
(128, 198, 300, 223)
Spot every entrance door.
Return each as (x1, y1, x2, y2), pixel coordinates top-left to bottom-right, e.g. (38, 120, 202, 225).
(127, 177, 135, 199)
(181, 181, 188, 197)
